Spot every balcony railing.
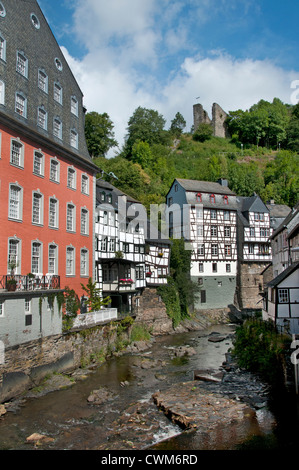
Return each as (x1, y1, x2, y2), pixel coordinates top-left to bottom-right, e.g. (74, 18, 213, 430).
(0, 275, 60, 292)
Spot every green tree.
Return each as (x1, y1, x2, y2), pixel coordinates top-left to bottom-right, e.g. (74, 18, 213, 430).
(170, 112, 186, 138)
(85, 111, 118, 158)
(131, 140, 153, 168)
(81, 278, 110, 311)
(124, 107, 168, 157)
(193, 123, 213, 142)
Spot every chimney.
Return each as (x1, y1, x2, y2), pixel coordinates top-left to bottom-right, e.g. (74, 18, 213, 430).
(218, 178, 228, 187)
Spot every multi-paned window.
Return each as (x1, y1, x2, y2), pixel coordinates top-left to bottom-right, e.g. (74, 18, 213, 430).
(0, 79, 4, 105)
(81, 208, 89, 235)
(71, 96, 78, 116)
(53, 117, 62, 139)
(8, 239, 20, 273)
(32, 192, 43, 225)
(211, 244, 218, 256)
(50, 159, 59, 183)
(70, 129, 78, 149)
(11, 140, 23, 166)
(67, 167, 76, 189)
(80, 249, 88, 276)
(66, 247, 75, 275)
(225, 245, 231, 256)
(54, 82, 62, 104)
(37, 106, 47, 130)
(16, 51, 28, 77)
(278, 289, 289, 304)
(0, 34, 6, 61)
(81, 174, 89, 195)
(66, 203, 75, 232)
(224, 226, 231, 237)
(49, 198, 58, 228)
(38, 69, 48, 93)
(48, 244, 57, 274)
(8, 184, 22, 220)
(33, 151, 44, 176)
(32, 242, 42, 274)
(15, 93, 27, 117)
(211, 226, 217, 237)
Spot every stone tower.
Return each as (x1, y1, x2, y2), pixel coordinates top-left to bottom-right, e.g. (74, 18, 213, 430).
(193, 103, 229, 138)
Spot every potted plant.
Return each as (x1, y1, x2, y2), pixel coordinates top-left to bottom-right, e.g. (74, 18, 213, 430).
(7, 277, 17, 291)
(146, 271, 152, 277)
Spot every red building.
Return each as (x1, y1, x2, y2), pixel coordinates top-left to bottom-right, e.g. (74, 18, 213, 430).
(0, 0, 98, 301)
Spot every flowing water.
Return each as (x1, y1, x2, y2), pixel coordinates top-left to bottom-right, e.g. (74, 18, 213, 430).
(0, 324, 297, 451)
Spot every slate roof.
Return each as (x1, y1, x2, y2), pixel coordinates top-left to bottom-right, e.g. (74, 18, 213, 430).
(267, 261, 299, 287)
(175, 179, 236, 196)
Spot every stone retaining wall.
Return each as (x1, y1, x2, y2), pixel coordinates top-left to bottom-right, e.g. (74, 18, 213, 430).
(0, 322, 122, 403)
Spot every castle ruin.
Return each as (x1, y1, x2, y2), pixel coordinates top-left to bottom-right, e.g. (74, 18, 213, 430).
(193, 103, 229, 138)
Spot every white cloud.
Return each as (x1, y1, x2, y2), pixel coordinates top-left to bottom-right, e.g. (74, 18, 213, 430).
(59, 1, 299, 156)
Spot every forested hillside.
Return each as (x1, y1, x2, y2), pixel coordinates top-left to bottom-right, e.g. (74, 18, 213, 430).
(86, 99, 299, 210)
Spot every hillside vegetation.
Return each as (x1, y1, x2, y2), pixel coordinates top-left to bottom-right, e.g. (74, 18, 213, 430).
(88, 99, 299, 210)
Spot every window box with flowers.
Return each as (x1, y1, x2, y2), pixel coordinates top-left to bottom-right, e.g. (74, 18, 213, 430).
(158, 252, 163, 258)
(119, 278, 134, 284)
(146, 272, 152, 277)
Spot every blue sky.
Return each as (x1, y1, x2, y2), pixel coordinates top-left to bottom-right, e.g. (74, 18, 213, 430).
(37, 0, 299, 155)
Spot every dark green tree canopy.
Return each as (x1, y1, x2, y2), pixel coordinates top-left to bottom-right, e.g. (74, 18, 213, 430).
(170, 112, 186, 138)
(85, 111, 118, 158)
(124, 106, 168, 157)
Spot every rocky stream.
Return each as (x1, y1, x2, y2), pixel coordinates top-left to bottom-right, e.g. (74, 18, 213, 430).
(0, 323, 298, 451)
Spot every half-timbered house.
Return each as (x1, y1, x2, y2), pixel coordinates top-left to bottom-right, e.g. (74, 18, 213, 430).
(166, 178, 238, 310)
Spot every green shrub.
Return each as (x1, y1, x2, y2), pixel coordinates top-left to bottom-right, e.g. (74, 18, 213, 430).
(232, 319, 289, 383)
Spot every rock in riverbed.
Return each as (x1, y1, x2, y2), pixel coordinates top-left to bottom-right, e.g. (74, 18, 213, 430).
(152, 381, 253, 431)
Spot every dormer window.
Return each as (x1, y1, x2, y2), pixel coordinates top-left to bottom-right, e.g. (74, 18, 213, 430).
(31, 13, 40, 29)
(0, 3, 6, 17)
(196, 192, 202, 202)
(210, 194, 216, 203)
(223, 195, 229, 204)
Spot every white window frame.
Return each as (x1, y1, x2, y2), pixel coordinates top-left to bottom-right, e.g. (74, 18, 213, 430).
(66, 246, 75, 276)
(32, 191, 44, 225)
(0, 34, 6, 62)
(33, 150, 44, 177)
(15, 92, 27, 118)
(53, 117, 62, 139)
(48, 244, 58, 275)
(16, 51, 28, 78)
(8, 238, 21, 274)
(37, 106, 47, 130)
(81, 208, 89, 235)
(10, 139, 24, 167)
(67, 167, 76, 190)
(80, 248, 89, 277)
(50, 158, 60, 183)
(211, 244, 218, 256)
(0, 79, 4, 105)
(54, 82, 62, 104)
(8, 183, 23, 220)
(70, 129, 78, 149)
(71, 96, 78, 116)
(49, 197, 59, 229)
(38, 69, 48, 93)
(31, 241, 43, 275)
(81, 174, 89, 195)
(0, 3, 6, 18)
(66, 203, 76, 232)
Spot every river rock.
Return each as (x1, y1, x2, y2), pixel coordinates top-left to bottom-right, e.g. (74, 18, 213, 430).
(174, 346, 197, 357)
(0, 405, 6, 417)
(26, 433, 54, 444)
(87, 386, 116, 405)
(152, 381, 253, 431)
